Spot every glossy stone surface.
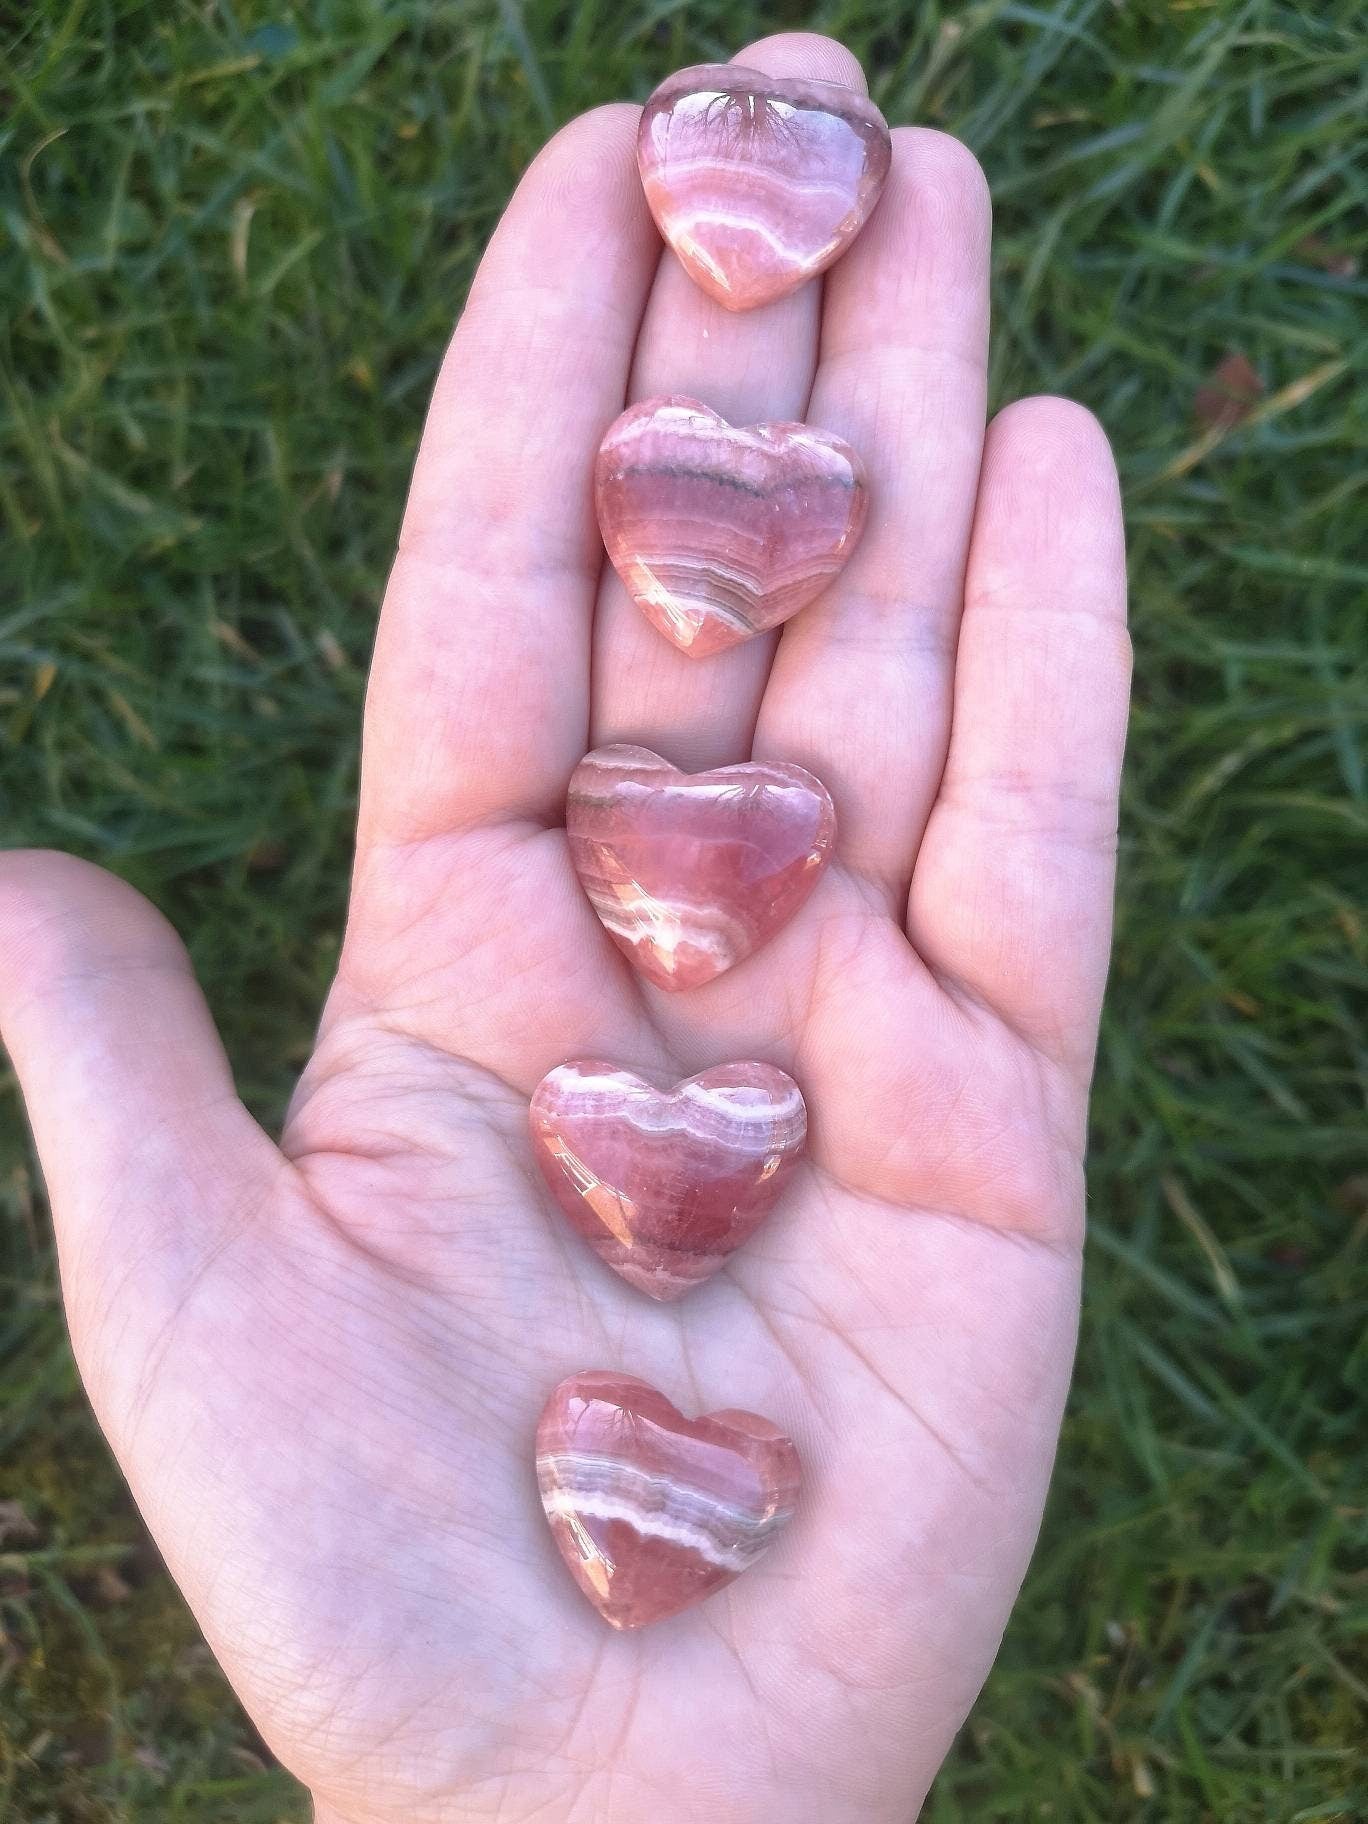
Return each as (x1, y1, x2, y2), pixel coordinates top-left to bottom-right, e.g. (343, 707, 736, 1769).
(597, 396, 868, 657)
(530, 1060, 806, 1299)
(537, 1371, 801, 1629)
(566, 744, 836, 991)
(637, 63, 892, 311)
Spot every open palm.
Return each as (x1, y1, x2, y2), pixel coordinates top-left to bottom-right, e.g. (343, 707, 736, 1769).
(0, 33, 1129, 1824)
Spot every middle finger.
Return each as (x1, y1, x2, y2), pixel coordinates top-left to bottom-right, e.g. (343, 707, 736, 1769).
(590, 33, 869, 771)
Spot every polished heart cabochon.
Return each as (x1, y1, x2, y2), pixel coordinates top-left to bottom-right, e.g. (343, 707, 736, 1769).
(566, 743, 837, 991)
(530, 1059, 807, 1299)
(597, 396, 868, 657)
(537, 1371, 802, 1629)
(638, 63, 892, 311)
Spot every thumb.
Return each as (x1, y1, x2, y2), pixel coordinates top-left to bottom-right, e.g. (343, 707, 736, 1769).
(0, 849, 282, 1409)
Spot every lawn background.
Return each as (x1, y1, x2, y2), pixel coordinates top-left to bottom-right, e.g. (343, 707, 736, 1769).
(2, 1, 1366, 1819)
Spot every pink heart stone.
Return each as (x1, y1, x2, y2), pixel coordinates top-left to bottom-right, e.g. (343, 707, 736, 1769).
(536, 1371, 801, 1629)
(566, 744, 836, 991)
(596, 396, 868, 657)
(530, 1060, 807, 1300)
(637, 63, 892, 311)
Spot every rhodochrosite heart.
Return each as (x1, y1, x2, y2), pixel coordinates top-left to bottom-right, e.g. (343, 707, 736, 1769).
(637, 63, 892, 311)
(536, 1371, 801, 1629)
(596, 396, 868, 657)
(566, 744, 836, 991)
(530, 1059, 807, 1300)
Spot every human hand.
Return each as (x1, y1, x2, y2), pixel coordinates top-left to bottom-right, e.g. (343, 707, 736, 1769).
(0, 32, 1128, 1824)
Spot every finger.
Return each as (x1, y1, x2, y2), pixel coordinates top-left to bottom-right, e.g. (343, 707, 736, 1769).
(591, 34, 867, 772)
(358, 105, 658, 850)
(0, 851, 279, 1377)
(910, 397, 1130, 1077)
(755, 128, 991, 901)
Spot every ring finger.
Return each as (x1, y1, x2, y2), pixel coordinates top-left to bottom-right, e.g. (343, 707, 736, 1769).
(756, 126, 993, 902)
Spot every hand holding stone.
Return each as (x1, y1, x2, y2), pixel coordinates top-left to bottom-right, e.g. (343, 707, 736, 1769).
(0, 30, 1129, 1824)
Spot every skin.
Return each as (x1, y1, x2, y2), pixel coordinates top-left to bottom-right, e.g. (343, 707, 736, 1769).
(0, 33, 1130, 1824)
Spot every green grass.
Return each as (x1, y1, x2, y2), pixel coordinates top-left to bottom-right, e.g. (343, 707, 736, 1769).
(2, 1, 1366, 1818)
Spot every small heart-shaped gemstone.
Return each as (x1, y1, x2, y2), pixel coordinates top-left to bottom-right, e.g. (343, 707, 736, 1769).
(566, 744, 836, 991)
(530, 1060, 807, 1300)
(638, 63, 892, 311)
(536, 1371, 801, 1629)
(597, 397, 868, 657)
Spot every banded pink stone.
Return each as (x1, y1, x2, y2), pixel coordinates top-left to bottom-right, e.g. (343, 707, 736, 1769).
(536, 1371, 802, 1629)
(530, 1060, 807, 1300)
(637, 63, 892, 311)
(596, 396, 868, 657)
(565, 744, 837, 991)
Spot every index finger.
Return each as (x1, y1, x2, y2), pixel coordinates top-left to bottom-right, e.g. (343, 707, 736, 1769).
(357, 106, 658, 852)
